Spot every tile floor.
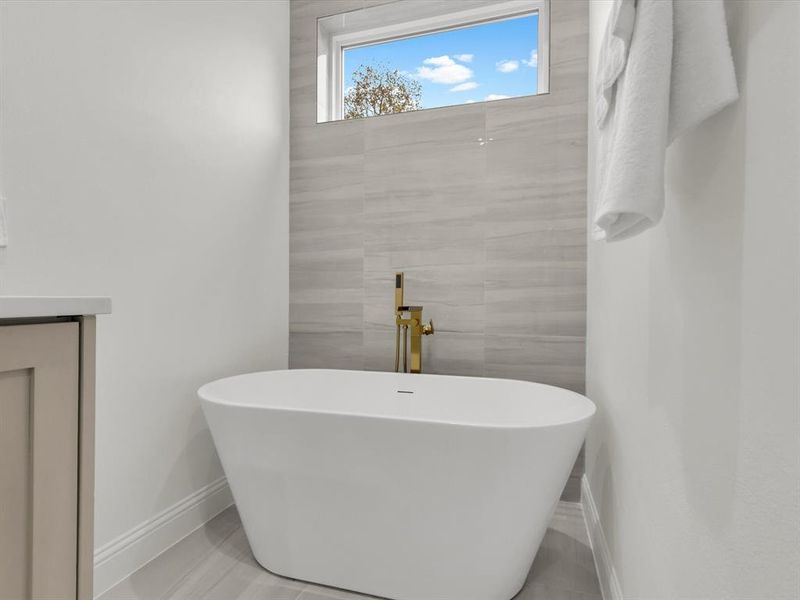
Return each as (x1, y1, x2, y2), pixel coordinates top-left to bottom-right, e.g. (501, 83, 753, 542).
(98, 503, 601, 600)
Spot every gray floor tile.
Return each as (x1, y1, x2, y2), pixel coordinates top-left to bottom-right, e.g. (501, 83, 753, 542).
(514, 582, 602, 600)
(97, 507, 241, 600)
(104, 502, 601, 600)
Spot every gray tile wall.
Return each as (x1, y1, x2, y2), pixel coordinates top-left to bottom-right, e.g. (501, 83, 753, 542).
(290, 0, 588, 398)
(291, 0, 587, 499)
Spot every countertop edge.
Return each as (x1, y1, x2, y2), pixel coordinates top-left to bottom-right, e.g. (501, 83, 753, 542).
(0, 296, 112, 319)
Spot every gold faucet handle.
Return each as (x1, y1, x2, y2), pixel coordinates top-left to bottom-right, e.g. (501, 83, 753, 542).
(422, 319, 434, 335)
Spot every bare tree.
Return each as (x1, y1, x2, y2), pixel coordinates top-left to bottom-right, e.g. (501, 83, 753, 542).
(344, 64, 422, 119)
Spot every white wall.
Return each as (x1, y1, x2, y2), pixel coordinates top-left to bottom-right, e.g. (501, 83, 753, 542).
(0, 0, 289, 592)
(586, 1, 799, 599)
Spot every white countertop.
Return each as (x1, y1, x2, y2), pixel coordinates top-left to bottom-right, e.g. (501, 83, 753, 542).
(0, 296, 112, 319)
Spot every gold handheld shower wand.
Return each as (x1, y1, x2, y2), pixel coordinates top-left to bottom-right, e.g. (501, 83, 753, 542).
(394, 273, 404, 373)
(394, 272, 434, 374)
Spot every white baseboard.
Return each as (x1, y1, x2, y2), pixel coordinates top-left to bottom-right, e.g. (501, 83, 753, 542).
(581, 474, 623, 600)
(93, 477, 234, 597)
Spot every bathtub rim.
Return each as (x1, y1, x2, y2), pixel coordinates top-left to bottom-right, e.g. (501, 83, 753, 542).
(198, 368, 596, 431)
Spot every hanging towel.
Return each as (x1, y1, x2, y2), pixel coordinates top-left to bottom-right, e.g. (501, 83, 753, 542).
(593, 0, 739, 242)
(595, 0, 636, 129)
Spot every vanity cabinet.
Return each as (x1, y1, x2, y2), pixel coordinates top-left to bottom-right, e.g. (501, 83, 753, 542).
(0, 306, 104, 600)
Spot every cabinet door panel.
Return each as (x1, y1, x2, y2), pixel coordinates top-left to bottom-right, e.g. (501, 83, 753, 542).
(0, 368, 33, 598)
(0, 323, 79, 600)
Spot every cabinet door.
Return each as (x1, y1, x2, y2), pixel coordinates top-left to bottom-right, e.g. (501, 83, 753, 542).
(0, 322, 79, 600)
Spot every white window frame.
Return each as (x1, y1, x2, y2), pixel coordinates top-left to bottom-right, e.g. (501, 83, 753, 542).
(317, 0, 550, 123)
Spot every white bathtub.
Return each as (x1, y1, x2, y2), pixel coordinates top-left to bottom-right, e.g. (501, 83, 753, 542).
(199, 369, 595, 600)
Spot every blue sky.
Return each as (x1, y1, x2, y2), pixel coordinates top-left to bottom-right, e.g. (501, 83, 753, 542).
(343, 14, 539, 110)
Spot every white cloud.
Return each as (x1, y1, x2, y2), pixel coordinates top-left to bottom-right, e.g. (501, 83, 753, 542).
(465, 99, 477, 104)
(416, 55, 473, 84)
(485, 94, 510, 101)
(454, 54, 474, 63)
(523, 49, 538, 67)
(423, 55, 454, 67)
(496, 60, 519, 73)
(450, 81, 479, 92)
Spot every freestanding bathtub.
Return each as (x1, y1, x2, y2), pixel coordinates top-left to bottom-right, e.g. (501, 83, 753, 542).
(199, 369, 595, 600)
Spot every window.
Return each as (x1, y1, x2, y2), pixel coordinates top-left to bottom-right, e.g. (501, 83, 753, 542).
(317, 0, 549, 123)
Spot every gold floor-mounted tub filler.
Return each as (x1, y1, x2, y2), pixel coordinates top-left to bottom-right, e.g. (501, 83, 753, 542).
(394, 272, 434, 374)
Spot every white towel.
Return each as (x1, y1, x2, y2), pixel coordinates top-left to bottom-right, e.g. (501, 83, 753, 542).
(593, 0, 739, 242)
(595, 0, 636, 129)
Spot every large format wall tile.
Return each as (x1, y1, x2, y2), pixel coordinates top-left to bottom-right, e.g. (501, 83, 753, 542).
(485, 334, 586, 393)
(289, 332, 364, 370)
(290, 0, 589, 392)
